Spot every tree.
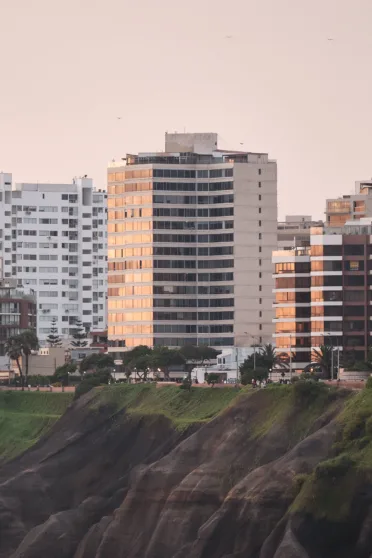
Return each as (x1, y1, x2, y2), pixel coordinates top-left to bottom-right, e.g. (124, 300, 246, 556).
(312, 345, 333, 378)
(53, 362, 77, 385)
(240, 344, 288, 377)
(17, 329, 39, 387)
(179, 345, 219, 381)
(240, 366, 268, 385)
(260, 344, 289, 370)
(122, 345, 153, 381)
(80, 353, 115, 373)
(206, 373, 219, 386)
(46, 318, 62, 348)
(74, 368, 112, 400)
(5, 336, 24, 389)
(70, 320, 88, 348)
(151, 346, 185, 381)
(129, 354, 151, 381)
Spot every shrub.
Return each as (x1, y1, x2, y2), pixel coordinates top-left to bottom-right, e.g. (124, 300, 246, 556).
(241, 367, 268, 386)
(206, 373, 219, 386)
(292, 378, 325, 401)
(315, 455, 354, 480)
(366, 377, 372, 390)
(180, 377, 192, 390)
(294, 473, 310, 492)
(74, 369, 112, 400)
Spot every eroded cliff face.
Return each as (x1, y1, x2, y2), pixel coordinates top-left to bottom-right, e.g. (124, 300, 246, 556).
(1, 384, 372, 558)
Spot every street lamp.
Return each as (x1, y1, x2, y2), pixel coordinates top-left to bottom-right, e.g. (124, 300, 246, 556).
(244, 332, 260, 371)
(326, 333, 334, 381)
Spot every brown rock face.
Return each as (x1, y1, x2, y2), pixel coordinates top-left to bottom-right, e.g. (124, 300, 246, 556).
(0, 387, 371, 558)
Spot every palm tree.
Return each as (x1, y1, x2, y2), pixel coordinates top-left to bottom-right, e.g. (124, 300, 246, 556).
(5, 336, 24, 389)
(312, 345, 333, 378)
(259, 343, 289, 370)
(18, 330, 39, 387)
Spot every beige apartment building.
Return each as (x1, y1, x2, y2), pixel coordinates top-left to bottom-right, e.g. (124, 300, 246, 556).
(107, 133, 277, 355)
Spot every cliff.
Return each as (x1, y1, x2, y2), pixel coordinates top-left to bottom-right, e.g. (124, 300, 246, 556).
(0, 382, 372, 558)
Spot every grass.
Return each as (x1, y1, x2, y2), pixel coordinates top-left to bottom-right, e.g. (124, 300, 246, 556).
(0, 391, 73, 463)
(251, 382, 346, 442)
(90, 384, 242, 429)
(291, 386, 372, 521)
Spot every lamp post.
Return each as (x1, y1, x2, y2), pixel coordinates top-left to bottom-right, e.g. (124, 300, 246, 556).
(289, 333, 292, 382)
(326, 333, 334, 381)
(244, 332, 260, 371)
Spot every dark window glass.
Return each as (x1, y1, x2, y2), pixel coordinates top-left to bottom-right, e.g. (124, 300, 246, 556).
(344, 275, 365, 287)
(344, 244, 365, 256)
(344, 306, 365, 317)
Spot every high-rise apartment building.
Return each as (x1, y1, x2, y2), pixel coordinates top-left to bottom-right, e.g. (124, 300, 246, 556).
(277, 215, 324, 250)
(107, 132, 277, 355)
(273, 221, 372, 372)
(326, 179, 372, 227)
(0, 173, 107, 344)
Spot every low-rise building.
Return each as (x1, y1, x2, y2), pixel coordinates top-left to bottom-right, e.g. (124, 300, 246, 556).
(0, 278, 37, 371)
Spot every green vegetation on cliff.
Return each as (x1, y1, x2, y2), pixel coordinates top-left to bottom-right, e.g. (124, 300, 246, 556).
(292, 386, 372, 521)
(0, 391, 73, 463)
(90, 383, 242, 429)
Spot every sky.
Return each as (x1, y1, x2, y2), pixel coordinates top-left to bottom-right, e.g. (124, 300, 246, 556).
(1, 0, 372, 219)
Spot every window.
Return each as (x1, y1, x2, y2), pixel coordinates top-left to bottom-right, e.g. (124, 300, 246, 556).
(259, 220, 262, 227)
(39, 218, 58, 225)
(39, 206, 58, 212)
(345, 260, 364, 271)
(39, 291, 58, 297)
(39, 255, 58, 260)
(258, 169, 262, 175)
(344, 244, 364, 256)
(258, 181, 261, 188)
(258, 207, 261, 214)
(344, 275, 365, 287)
(39, 267, 58, 273)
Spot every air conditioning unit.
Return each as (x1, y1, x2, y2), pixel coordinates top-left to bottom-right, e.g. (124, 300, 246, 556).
(26, 211, 31, 215)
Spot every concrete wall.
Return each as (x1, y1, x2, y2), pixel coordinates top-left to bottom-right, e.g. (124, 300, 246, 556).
(28, 348, 66, 376)
(234, 160, 277, 345)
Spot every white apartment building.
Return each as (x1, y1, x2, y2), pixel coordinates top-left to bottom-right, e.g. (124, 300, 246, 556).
(0, 173, 107, 345)
(107, 132, 277, 355)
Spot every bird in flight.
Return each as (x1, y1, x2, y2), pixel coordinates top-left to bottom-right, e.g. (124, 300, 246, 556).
(225, 35, 233, 39)
(117, 116, 122, 120)
(327, 38, 334, 41)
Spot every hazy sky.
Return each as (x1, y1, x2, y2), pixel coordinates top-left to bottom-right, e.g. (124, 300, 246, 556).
(1, 0, 372, 219)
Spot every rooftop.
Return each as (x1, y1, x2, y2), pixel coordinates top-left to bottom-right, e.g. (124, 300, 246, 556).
(108, 132, 273, 168)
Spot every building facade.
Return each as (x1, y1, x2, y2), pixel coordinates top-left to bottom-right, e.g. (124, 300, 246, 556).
(273, 222, 372, 372)
(0, 278, 37, 370)
(326, 179, 372, 228)
(277, 215, 324, 250)
(0, 173, 107, 344)
(107, 132, 277, 355)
